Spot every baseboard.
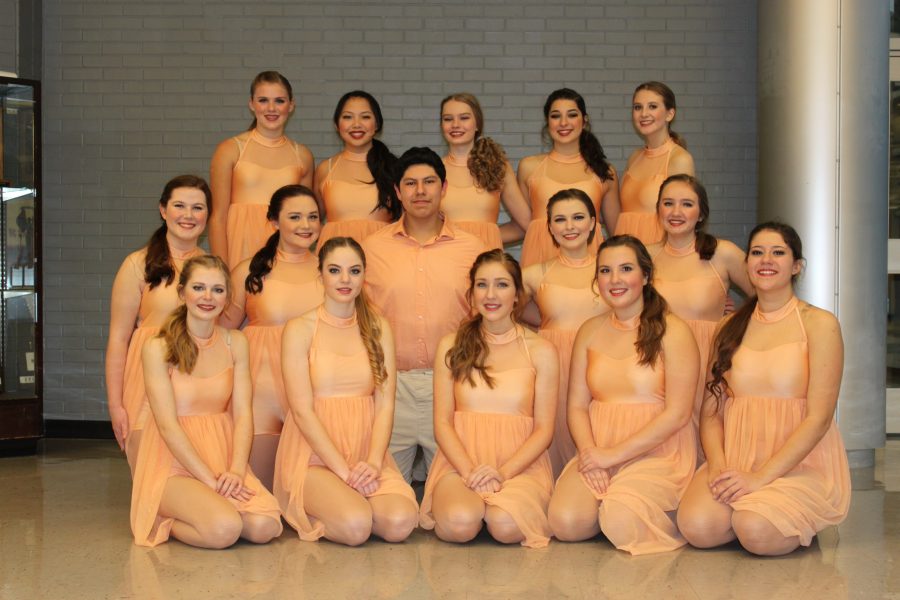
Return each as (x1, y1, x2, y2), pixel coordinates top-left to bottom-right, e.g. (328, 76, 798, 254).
(44, 419, 115, 440)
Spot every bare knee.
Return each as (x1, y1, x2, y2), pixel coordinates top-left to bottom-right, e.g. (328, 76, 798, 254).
(732, 510, 799, 556)
(435, 504, 483, 543)
(484, 508, 523, 545)
(548, 500, 597, 542)
(374, 503, 417, 543)
(241, 514, 283, 544)
(677, 499, 733, 549)
(328, 506, 374, 547)
(198, 512, 243, 549)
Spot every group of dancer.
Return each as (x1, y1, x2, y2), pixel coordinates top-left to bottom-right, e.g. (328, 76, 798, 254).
(105, 71, 851, 556)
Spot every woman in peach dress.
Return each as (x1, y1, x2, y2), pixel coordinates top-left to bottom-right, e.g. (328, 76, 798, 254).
(548, 235, 698, 555)
(651, 174, 753, 426)
(439, 93, 531, 249)
(677, 222, 851, 556)
(315, 91, 400, 248)
(420, 250, 559, 548)
(210, 71, 314, 268)
(106, 175, 210, 470)
(274, 237, 418, 546)
(131, 255, 282, 548)
(616, 81, 694, 245)
(517, 88, 619, 268)
(219, 184, 324, 491)
(522, 188, 610, 477)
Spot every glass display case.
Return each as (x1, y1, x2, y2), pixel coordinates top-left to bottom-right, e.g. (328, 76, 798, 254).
(0, 76, 41, 452)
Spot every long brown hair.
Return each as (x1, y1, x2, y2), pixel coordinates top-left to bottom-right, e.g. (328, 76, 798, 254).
(145, 175, 211, 290)
(158, 255, 232, 374)
(317, 237, 387, 387)
(595, 235, 669, 366)
(542, 88, 614, 181)
(657, 174, 717, 260)
(446, 250, 525, 388)
(633, 81, 686, 148)
(706, 222, 804, 406)
(440, 93, 506, 192)
(246, 184, 318, 294)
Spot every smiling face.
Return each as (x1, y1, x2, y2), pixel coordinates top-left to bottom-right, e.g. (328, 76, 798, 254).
(336, 96, 377, 150)
(160, 187, 208, 244)
(596, 245, 648, 314)
(440, 99, 479, 147)
(547, 99, 585, 146)
(657, 180, 701, 237)
(249, 81, 294, 133)
(471, 260, 518, 325)
(395, 163, 446, 221)
(747, 229, 802, 293)
(632, 89, 674, 140)
(273, 194, 320, 252)
(321, 245, 365, 304)
(549, 198, 596, 250)
(180, 266, 229, 322)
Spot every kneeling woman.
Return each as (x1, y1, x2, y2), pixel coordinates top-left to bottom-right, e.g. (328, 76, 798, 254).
(274, 237, 418, 546)
(548, 235, 698, 555)
(131, 255, 283, 548)
(419, 250, 559, 548)
(676, 223, 850, 556)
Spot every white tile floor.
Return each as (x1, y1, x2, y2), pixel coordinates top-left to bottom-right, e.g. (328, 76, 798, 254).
(1, 439, 897, 600)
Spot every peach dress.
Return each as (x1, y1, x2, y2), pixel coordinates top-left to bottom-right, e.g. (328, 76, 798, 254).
(115, 246, 204, 446)
(723, 297, 851, 545)
(319, 151, 392, 248)
(273, 306, 417, 541)
(521, 152, 607, 268)
(130, 328, 281, 547)
(440, 155, 503, 250)
(653, 241, 727, 425)
(229, 250, 324, 435)
(562, 312, 696, 555)
(227, 131, 309, 268)
(616, 139, 675, 245)
(534, 255, 610, 477)
(419, 326, 554, 548)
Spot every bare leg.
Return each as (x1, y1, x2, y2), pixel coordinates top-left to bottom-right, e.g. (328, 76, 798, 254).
(430, 473, 485, 543)
(158, 476, 243, 549)
(484, 506, 524, 545)
(676, 464, 736, 548)
(248, 433, 280, 492)
(368, 494, 418, 543)
(547, 466, 601, 542)
(732, 510, 801, 556)
(303, 466, 374, 546)
(240, 512, 283, 544)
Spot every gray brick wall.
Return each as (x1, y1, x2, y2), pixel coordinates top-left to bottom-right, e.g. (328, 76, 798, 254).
(0, 0, 16, 74)
(41, 0, 758, 421)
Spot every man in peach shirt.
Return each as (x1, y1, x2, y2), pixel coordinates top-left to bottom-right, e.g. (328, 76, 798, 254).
(363, 147, 486, 482)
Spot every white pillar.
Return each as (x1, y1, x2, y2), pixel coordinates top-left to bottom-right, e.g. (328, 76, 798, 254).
(758, 0, 888, 467)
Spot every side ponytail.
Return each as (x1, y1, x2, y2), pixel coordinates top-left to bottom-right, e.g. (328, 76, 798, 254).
(246, 231, 280, 294)
(578, 129, 614, 182)
(367, 139, 401, 219)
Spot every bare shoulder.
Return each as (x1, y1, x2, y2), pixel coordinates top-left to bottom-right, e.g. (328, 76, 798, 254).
(212, 133, 242, 160)
(517, 153, 545, 175)
(141, 335, 167, 361)
(284, 308, 318, 339)
(522, 262, 543, 289)
(574, 313, 606, 343)
(799, 303, 842, 338)
(522, 328, 557, 360)
(231, 258, 252, 280)
(663, 312, 694, 343)
(668, 145, 695, 174)
(715, 238, 744, 260)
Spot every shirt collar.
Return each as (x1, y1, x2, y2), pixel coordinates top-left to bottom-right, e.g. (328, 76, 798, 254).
(390, 215, 456, 245)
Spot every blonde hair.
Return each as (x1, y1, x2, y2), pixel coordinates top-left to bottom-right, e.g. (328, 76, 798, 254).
(441, 93, 506, 193)
(317, 237, 387, 387)
(158, 255, 232, 374)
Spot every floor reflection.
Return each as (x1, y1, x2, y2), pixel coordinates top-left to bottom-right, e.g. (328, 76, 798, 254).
(0, 439, 897, 600)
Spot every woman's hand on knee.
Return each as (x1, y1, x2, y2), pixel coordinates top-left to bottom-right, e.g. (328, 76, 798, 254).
(710, 469, 762, 504)
(466, 464, 503, 491)
(216, 471, 255, 501)
(346, 461, 381, 495)
(581, 467, 610, 494)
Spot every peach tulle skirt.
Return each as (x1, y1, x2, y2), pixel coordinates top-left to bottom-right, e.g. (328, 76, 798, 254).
(274, 395, 417, 541)
(317, 219, 389, 250)
(614, 211, 664, 246)
(130, 412, 281, 547)
(122, 325, 156, 437)
(724, 395, 851, 546)
(538, 327, 578, 478)
(227, 203, 276, 269)
(453, 221, 502, 251)
(420, 411, 554, 548)
(561, 400, 696, 555)
(243, 324, 288, 436)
